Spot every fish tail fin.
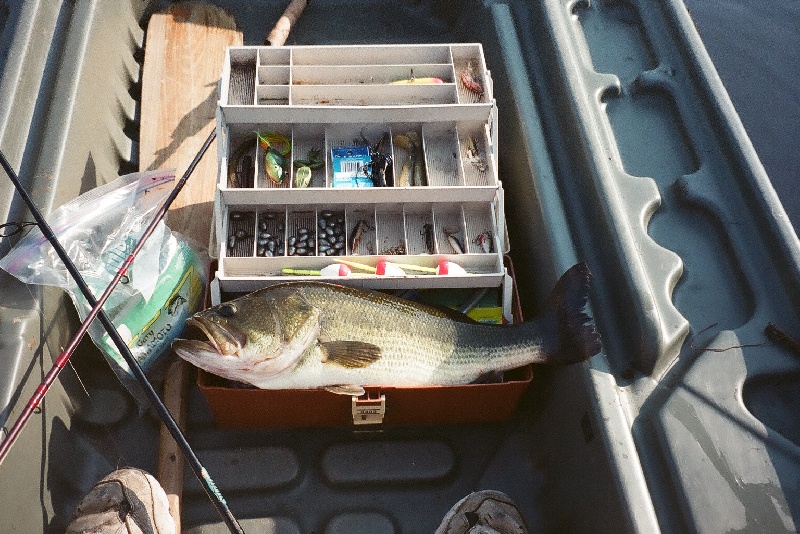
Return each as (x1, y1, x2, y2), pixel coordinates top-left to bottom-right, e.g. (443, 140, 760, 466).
(541, 262, 602, 364)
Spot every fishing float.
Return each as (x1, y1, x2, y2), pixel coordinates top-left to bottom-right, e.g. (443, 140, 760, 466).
(334, 257, 469, 276)
(282, 263, 370, 276)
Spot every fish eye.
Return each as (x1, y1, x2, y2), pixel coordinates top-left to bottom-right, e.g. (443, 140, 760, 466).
(217, 304, 237, 317)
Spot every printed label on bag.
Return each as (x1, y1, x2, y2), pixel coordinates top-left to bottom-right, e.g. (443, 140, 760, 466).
(332, 146, 373, 188)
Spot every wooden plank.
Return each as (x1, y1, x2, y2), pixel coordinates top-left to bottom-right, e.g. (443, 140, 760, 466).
(139, 1, 242, 245)
(156, 359, 190, 533)
(140, 4, 242, 533)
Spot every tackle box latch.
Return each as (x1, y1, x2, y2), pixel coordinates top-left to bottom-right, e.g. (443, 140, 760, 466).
(352, 391, 385, 425)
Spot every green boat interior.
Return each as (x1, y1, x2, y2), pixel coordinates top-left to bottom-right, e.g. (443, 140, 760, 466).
(1, 1, 799, 532)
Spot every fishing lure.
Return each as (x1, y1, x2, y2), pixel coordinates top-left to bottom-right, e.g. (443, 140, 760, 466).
(294, 166, 312, 188)
(257, 131, 291, 155)
(436, 260, 468, 275)
(264, 151, 285, 184)
(257, 131, 292, 184)
(393, 133, 415, 187)
(282, 264, 356, 277)
(421, 223, 435, 254)
(293, 147, 324, 170)
(228, 139, 256, 188)
(380, 243, 407, 255)
(465, 136, 487, 172)
(460, 62, 484, 97)
(334, 258, 468, 277)
(348, 219, 373, 253)
(412, 141, 425, 186)
(474, 229, 494, 253)
(293, 147, 323, 188)
(390, 68, 445, 85)
(443, 226, 465, 254)
(361, 131, 393, 187)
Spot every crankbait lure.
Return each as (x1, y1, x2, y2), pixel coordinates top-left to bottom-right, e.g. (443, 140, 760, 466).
(460, 62, 484, 97)
(257, 132, 292, 184)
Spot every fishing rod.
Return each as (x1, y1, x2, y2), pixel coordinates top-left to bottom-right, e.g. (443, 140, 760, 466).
(0, 132, 245, 534)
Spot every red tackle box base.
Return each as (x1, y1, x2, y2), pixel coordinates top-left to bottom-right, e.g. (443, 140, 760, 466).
(197, 365, 534, 428)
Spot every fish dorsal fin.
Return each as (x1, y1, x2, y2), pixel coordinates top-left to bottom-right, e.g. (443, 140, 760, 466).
(324, 384, 366, 396)
(320, 341, 381, 368)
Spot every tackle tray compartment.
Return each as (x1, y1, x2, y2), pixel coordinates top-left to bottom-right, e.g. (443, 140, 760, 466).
(213, 43, 507, 293)
(216, 119, 499, 205)
(219, 43, 493, 118)
(214, 197, 506, 292)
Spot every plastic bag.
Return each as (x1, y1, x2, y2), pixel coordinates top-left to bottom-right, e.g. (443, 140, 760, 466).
(0, 170, 206, 403)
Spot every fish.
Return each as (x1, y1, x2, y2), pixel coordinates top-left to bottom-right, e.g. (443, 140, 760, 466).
(172, 262, 602, 394)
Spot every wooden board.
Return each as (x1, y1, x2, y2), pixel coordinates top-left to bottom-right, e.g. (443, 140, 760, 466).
(139, 4, 242, 532)
(139, 1, 242, 246)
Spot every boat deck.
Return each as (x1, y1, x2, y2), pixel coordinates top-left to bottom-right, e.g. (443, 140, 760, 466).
(0, 1, 798, 532)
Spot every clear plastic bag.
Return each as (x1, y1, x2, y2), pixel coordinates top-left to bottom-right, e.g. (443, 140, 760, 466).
(0, 170, 206, 402)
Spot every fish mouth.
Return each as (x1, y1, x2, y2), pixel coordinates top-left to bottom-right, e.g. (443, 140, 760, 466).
(171, 338, 245, 380)
(182, 316, 247, 356)
(171, 339, 218, 359)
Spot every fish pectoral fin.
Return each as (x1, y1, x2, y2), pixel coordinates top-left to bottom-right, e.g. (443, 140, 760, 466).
(324, 384, 366, 396)
(319, 341, 381, 368)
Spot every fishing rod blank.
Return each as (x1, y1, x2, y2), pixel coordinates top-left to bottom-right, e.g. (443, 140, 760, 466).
(0, 134, 245, 534)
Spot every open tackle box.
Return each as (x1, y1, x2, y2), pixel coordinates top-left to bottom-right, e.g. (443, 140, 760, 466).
(211, 43, 506, 292)
(202, 43, 531, 426)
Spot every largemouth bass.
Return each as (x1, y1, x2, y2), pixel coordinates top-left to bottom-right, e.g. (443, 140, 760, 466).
(172, 262, 601, 393)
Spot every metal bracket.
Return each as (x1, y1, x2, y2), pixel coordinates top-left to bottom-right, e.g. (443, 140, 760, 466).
(351, 392, 385, 425)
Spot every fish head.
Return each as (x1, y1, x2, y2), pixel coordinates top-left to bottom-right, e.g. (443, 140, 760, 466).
(172, 286, 321, 383)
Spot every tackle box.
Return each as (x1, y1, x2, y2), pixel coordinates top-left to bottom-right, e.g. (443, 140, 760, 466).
(199, 44, 536, 427)
(211, 43, 509, 293)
